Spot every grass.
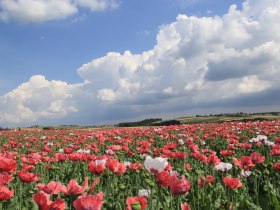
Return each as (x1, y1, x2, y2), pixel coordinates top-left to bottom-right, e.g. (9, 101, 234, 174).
(177, 113, 280, 124)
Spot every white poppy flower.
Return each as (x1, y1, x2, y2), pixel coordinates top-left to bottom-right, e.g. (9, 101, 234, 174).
(213, 162, 233, 172)
(144, 156, 168, 174)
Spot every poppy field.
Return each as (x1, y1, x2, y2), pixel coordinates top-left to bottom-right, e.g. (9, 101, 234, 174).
(0, 120, 280, 210)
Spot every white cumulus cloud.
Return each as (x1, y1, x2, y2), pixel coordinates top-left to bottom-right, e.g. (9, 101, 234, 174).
(0, 75, 80, 125)
(1, 0, 280, 127)
(0, 0, 120, 23)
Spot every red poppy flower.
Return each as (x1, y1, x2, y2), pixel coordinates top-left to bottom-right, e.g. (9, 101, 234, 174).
(106, 159, 126, 175)
(250, 152, 265, 164)
(63, 148, 73, 154)
(61, 177, 88, 195)
(220, 150, 233, 156)
(68, 153, 82, 161)
(173, 151, 187, 159)
(233, 156, 255, 170)
(0, 157, 17, 173)
(55, 153, 68, 162)
(198, 175, 215, 187)
(223, 176, 242, 190)
(73, 192, 104, 210)
(189, 144, 199, 153)
(0, 185, 14, 201)
(126, 196, 148, 210)
(169, 175, 191, 195)
(184, 163, 192, 171)
(88, 177, 100, 194)
(36, 181, 63, 194)
(165, 142, 177, 150)
(49, 198, 66, 210)
(22, 164, 36, 171)
(207, 153, 221, 165)
(129, 163, 142, 170)
(181, 202, 191, 210)
(275, 137, 280, 143)
(270, 149, 280, 156)
(191, 153, 208, 163)
(239, 143, 252, 149)
(33, 191, 66, 210)
(88, 160, 106, 175)
(18, 170, 41, 183)
(0, 173, 13, 185)
(156, 171, 171, 187)
(273, 162, 280, 171)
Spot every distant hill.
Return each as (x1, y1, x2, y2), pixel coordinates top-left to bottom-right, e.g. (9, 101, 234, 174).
(177, 112, 280, 124)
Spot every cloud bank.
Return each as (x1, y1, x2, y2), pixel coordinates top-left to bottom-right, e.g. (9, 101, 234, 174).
(0, 0, 119, 23)
(1, 0, 280, 127)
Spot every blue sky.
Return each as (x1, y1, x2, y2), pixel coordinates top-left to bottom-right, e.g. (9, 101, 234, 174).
(0, 0, 243, 94)
(1, 0, 280, 127)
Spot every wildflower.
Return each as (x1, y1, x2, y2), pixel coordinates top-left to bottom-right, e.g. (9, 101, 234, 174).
(213, 162, 233, 172)
(63, 148, 73, 154)
(173, 151, 187, 159)
(61, 177, 88, 195)
(88, 177, 100, 194)
(156, 171, 171, 187)
(0, 185, 14, 201)
(264, 140, 275, 147)
(18, 170, 41, 183)
(207, 153, 221, 165)
(0, 157, 17, 173)
(88, 159, 106, 175)
(33, 191, 66, 210)
(73, 192, 104, 210)
(181, 202, 191, 210)
(233, 156, 255, 171)
(223, 176, 242, 190)
(68, 153, 83, 161)
(55, 153, 68, 162)
(124, 161, 131, 168)
(273, 163, 280, 171)
(129, 163, 142, 170)
(270, 149, 280, 156)
(126, 196, 148, 210)
(106, 159, 126, 175)
(275, 137, 280, 143)
(240, 170, 252, 177)
(22, 164, 36, 171)
(198, 175, 215, 187)
(220, 150, 233, 156)
(178, 139, 184, 145)
(239, 143, 252, 149)
(36, 181, 63, 194)
(49, 198, 66, 210)
(76, 149, 90, 154)
(184, 163, 192, 171)
(169, 175, 191, 195)
(144, 156, 168, 174)
(105, 149, 115, 156)
(0, 173, 13, 185)
(250, 152, 265, 164)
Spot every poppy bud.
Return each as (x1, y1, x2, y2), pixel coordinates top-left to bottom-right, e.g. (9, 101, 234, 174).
(131, 202, 142, 210)
(118, 184, 126, 190)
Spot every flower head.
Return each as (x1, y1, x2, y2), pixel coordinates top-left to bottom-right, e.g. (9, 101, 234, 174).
(223, 176, 242, 190)
(0, 185, 14, 201)
(213, 162, 232, 172)
(73, 192, 104, 210)
(144, 156, 168, 174)
(126, 196, 148, 210)
(169, 175, 191, 195)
